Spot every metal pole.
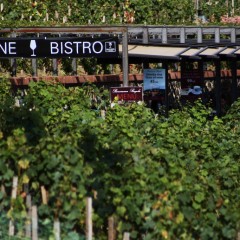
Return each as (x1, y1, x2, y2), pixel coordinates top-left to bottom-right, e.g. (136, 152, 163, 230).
(214, 59, 222, 117)
(10, 58, 17, 77)
(196, 0, 199, 15)
(198, 60, 205, 102)
(32, 33, 39, 77)
(52, 59, 58, 76)
(32, 58, 38, 77)
(71, 58, 77, 75)
(232, 0, 234, 16)
(10, 32, 17, 77)
(162, 61, 169, 118)
(122, 27, 129, 86)
(231, 58, 238, 102)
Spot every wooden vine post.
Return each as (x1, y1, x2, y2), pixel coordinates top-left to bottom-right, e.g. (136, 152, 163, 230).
(9, 176, 18, 236)
(1, 184, 6, 195)
(41, 185, 48, 205)
(108, 216, 116, 240)
(25, 194, 32, 238)
(32, 205, 38, 240)
(86, 197, 93, 240)
(123, 232, 130, 240)
(101, 110, 106, 119)
(54, 219, 61, 240)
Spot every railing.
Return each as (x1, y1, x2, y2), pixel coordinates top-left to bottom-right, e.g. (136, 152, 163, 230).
(8, 70, 240, 88)
(1, 25, 240, 45)
(127, 26, 240, 45)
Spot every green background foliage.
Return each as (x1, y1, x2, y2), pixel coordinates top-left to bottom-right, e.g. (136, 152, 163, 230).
(0, 79, 240, 239)
(0, 0, 239, 27)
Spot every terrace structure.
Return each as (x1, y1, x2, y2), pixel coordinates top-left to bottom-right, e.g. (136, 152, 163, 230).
(0, 25, 240, 115)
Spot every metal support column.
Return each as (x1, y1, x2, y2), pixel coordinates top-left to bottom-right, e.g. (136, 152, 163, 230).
(31, 58, 38, 77)
(231, 58, 238, 102)
(122, 28, 129, 86)
(162, 61, 169, 117)
(31, 34, 39, 77)
(143, 59, 149, 69)
(10, 33, 17, 77)
(198, 60, 205, 102)
(10, 58, 17, 77)
(214, 59, 222, 117)
(52, 59, 58, 76)
(71, 58, 77, 76)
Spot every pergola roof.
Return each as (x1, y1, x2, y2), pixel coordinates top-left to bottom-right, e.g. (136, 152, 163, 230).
(119, 44, 240, 60)
(119, 44, 189, 60)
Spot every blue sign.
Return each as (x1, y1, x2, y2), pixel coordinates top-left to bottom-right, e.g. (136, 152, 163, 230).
(143, 69, 166, 91)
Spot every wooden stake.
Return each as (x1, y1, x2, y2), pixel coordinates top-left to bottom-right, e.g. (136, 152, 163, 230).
(108, 216, 116, 240)
(237, 231, 240, 240)
(11, 176, 18, 199)
(1, 184, 6, 195)
(54, 219, 61, 240)
(9, 176, 18, 236)
(25, 194, 32, 238)
(41, 186, 48, 204)
(101, 110, 106, 119)
(8, 220, 14, 236)
(123, 232, 130, 240)
(0, 3, 3, 12)
(86, 197, 93, 240)
(32, 205, 38, 240)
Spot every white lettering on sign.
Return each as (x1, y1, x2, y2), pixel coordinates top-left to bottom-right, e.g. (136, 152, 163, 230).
(64, 41, 73, 54)
(92, 41, 103, 54)
(9, 42, 17, 54)
(83, 42, 91, 54)
(0, 42, 17, 55)
(50, 42, 59, 54)
(50, 41, 104, 55)
(130, 88, 141, 93)
(112, 89, 128, 93)
(73, 42, 82, 54)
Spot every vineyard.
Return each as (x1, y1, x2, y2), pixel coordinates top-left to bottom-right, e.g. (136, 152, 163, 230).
(0, 0, 240, 27)
(0, 78, 240, 239)
(0, 0, 240, 239)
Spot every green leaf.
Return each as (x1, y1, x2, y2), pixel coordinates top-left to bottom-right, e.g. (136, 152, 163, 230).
(175, 212, 184, 224)
(134, 165, 145, 174)
(116, 206, 126, 217)
(182, 206, 195, 221)
(178, 192, 191, 204)
(3, 169, 14, 181)
(195, 192, 205, 203)
(192, 201, 201, 209)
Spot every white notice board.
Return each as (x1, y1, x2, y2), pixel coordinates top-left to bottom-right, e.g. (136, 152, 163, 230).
(143, 69, 166, 91)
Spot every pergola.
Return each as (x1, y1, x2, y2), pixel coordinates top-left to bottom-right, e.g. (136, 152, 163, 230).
(118, 26, 240, 116)
(117, 43, 239, 116)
